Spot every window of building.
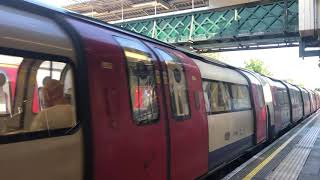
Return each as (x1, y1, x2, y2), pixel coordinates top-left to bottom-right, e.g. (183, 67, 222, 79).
(0, 54, 77, 137)
(231, 84, 251, 110)
(114, 36, 159, 124)
(155, 48, 190, 119)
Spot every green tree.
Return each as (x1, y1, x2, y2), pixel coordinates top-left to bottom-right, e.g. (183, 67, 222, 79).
(244, 59, 272, 76)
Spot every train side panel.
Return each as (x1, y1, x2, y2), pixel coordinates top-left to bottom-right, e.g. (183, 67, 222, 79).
(267, 79, 291, 133)
(241, 71, 267, 144)
(194, 60, 254, 170)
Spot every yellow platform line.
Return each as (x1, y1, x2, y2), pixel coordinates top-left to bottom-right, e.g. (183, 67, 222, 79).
(243, 113, 319, 180)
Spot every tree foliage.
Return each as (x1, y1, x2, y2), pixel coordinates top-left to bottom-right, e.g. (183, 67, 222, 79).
(244, 59, 272, 76)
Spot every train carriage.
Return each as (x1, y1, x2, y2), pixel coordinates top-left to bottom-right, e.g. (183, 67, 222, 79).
(264, 78, 291, 133)
(0, 1, 319, 180)
(283, 82, 303, 124)
(249, 73, 276, 140)
(239, 70, 267, 144)
(193, 59, 254, 170)
(299, 87, 312, 118)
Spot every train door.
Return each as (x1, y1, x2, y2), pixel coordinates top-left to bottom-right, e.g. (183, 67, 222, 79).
(242, 71, 267, 144)
(153, 47, 208, 180)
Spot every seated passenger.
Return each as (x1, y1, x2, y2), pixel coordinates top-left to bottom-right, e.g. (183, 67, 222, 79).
(30, 79, 76, 131)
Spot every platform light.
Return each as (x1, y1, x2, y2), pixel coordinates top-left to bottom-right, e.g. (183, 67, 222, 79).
(124, 51, 150, 61)
(83, 11, 98, 16)
(132, 1, 170, 10)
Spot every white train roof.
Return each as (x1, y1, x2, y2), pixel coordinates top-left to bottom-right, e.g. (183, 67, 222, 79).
(240, 70, 261, 85)
(0, 5, 74, 61)
(193, 59, 248, 85)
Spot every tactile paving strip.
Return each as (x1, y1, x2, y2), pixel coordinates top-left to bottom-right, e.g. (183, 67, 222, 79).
(266, 118, 320, 180)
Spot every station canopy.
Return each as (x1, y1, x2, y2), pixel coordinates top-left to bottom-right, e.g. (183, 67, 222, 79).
(65, 0, 209, 22)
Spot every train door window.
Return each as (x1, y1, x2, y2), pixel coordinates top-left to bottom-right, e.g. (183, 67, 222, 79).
(256, 86, 264, 108)
(154, 48, 190, 119)
(210, 81, 232, 113)
(231, 84, 251, 110)
(283, 90, 289, 105)
(36, 61, 67, 110)
(202, 81, 211, 112)
(277, 89, 284, 105)
(0, 54, 77, 137)
(0, 71, 11, 115)
(0, 56, 21, 116)
(114, 36, 159, 124)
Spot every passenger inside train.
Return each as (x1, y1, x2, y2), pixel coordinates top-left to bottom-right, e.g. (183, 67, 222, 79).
(30, 78, 75, 131)
(0, 56, 77, 135)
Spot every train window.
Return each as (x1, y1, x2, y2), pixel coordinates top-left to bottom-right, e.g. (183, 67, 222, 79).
(0, 71, 11, 115)
(114, 36, 159, 124)
(256, 86, 264, 108)
(231, 84, 251, 110)
(36, 61, 63, 110)
(203, 81, 211, 112)
(210, 81, 232, 113)
(0, 54, 77, 137)
(276, 89, 284, 105)
(283, 90, 289, 105)
(154, 48, 190, 119)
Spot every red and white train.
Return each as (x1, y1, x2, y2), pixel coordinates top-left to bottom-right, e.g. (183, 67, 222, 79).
(0, 1, 319, 180)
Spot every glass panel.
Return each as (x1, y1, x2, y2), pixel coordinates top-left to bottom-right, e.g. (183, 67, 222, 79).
(283, 90, 289, 105)
(155, 49, 190, 119)
(231, 84, 251, 110)
(31, 61, 76, 131)
(115, 36, 159, 124)
(210, 81, 232, 112)
(256, 86, 264, 108)
(202, 81, 211, 112)
(0, 55, 22, 116)
(277, 89, 284, 105)
(0, 54, 77, 135)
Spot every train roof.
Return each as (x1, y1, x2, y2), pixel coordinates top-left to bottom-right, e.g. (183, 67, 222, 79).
(3, 1, 233, 69)
(0, 2, 75, 60)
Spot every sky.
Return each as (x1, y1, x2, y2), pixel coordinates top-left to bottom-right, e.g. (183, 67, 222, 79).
(219, 47, 320, 89)
(37, 0, 320, 89)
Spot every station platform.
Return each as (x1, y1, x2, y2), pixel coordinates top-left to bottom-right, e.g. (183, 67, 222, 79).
(223, 111, 320, 180)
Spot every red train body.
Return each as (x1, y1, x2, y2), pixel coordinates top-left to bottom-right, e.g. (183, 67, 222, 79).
(0, 1, 318, 180)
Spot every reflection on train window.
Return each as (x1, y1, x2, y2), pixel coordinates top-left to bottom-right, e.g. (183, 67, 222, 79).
(0, 71, 11, 115)
(203, 81, 211, 112)
(155, 48, 190, 119)
(303, 93, 309, 105)
(231, 85, 251, 110)
(204, 81, 232, 113)
(283, 90, 289, 105)
(277, 89, 289, 105)
(256, 86, 264, 108)
(114, 36, 159, 124)
(0, 54, 77, 136)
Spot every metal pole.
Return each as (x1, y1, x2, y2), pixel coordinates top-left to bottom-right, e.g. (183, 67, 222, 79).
(50, 61, 53, 78)
(121, 0, 124, 21)
(189, 0, 195, 41)
(284, 0, 288, 32)
(152, 1, 157, 38)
